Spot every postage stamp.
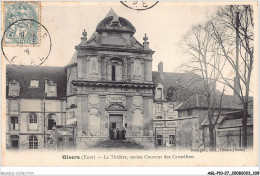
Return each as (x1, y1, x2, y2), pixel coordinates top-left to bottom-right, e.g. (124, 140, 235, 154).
(1, 19, 52, 67)
(2, 1, 41, 46)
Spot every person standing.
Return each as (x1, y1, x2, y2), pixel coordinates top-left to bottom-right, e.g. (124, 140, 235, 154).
(116, 128, 120, 140)
(113, 128, 116, 140)
(121, 128, 126, 140)
(110, 128, 113, 140)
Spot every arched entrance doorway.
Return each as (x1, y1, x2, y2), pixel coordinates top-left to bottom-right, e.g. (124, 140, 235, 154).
(106, 103, 127, 140)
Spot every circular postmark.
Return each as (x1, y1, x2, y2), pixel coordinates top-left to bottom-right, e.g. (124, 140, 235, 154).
(120, 1, 159, 11)
(1, 19, 52, 67)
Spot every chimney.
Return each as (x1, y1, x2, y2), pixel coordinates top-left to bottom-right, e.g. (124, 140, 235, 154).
(158, 61, 164, 79)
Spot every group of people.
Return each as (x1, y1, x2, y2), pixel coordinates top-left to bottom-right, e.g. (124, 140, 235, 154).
(110, 128, 126, 140)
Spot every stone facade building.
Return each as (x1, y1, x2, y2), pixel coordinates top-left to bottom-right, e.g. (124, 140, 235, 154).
(65, 9, 155, 148)
(6, 66, 67, 150)
(152, 63, 253, 149)
(5, 9, 253, 150)
(6, 9, 155, 149)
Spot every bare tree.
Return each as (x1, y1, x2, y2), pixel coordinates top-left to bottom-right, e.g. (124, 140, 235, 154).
(209, 5, 254, 148)
(180, 22, 226, 149)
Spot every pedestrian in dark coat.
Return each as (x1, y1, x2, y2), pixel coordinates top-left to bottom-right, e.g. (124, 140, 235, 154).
(110, 128, 113, 140)
(116, 128, 120, 139)
(121, 128, 126, 140)
(113, 128, 116, 140)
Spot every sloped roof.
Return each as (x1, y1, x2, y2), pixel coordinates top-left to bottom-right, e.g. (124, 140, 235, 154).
(6, 65, 67, 99)
(65, 51, 78, 67)
(177, 93, 253, 111)
(152, 71, 254, 112)
(152, 71, 205, 93)
(201, 111, 253, 127)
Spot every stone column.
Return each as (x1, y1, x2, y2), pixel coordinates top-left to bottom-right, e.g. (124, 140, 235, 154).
(127, 59, 132, 81)
(143, 96, 150, 136)
(82, 57, 87, 79)
(86, 56, 90, 79)
(100, 57, 105, 80)
(76, 96, 83, 136)
(146, 60, 152, 82)
(78, 57, 83, 79)
(147, 97, 154, 137)
(100, 95, 106, 136)
(82, 94, 88, 135)
(126, 95, 133, 135)
(98, 57, 102, 80)
(122, 58, 127, 81)
(141, 60, 145, 81)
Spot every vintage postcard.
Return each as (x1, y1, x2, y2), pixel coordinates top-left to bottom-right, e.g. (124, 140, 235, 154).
(1, 1, 258, 168)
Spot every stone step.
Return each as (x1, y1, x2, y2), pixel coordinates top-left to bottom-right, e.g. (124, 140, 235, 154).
(92, 140, 144, 149)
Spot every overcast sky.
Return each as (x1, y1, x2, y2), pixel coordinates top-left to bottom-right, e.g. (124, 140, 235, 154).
(40, 1, 218, 72)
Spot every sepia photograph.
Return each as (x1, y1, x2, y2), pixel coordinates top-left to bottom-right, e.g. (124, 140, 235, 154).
(1, 0, 258, 171)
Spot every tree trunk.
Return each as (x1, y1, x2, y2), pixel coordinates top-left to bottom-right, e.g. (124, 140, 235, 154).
(241, 102, 248, 148)
(209, 125, 215, 149)
(207, 94, 215, 149)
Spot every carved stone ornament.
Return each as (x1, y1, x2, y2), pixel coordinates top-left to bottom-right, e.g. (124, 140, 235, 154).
(106, 104, 127, 111)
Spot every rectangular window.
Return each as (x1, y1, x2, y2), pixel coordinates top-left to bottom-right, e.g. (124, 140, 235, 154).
(29, 142, 38, 149)
(49, 85, 56, 92)
(112, 65, 116, 81)
(10, 83, 18, 90)
(29, 122, 37, 130)
(157, 135, 163, 146)
(48, 119, 56, 130)
(157, 88, 162, 99)
(9, 83, 19, 96)
(169, 135, 175, 144)
(30, 80, 39, 88)
(10, 116, 18, 130)
(157, 104, 162, 112)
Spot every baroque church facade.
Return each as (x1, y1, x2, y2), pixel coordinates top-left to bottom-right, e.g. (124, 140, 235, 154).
(65, 9, 155, 148)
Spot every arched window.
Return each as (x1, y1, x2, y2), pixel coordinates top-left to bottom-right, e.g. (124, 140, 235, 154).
(108, 58, 123, 81)
(29, 136, 38, 149)
(29, 113, 38, 130)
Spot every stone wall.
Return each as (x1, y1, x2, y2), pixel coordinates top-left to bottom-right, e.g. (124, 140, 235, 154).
(175, 117, 203, 149)
(6, 98, 66, 149)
